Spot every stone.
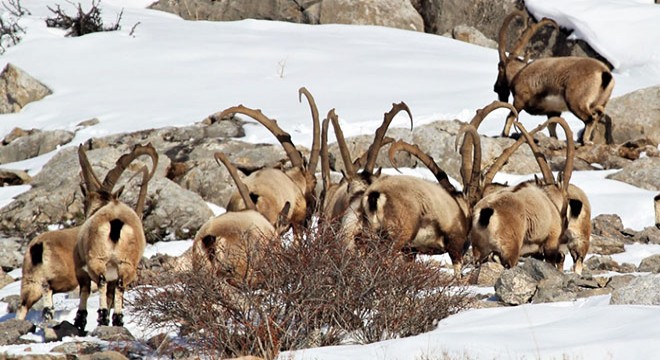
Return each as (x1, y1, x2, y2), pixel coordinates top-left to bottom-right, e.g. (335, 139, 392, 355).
(319, 0, 424, 32)
(588, 234, 626, 255)
(638, 254, 660, 273)
(0, 169, 31, 186)
(0, 63, 52, 114)
(610, 274, 660, 305)
(494, 266, 537, 305)
(0, 318, 36, 345)
(470, 261, 505, 287)
(450, 25, 498, 48)
(607, 86, 660, 145)
(633, 226, 660, 245)
(90, 326, 135, 342)
(607, 157, 660, 191)
(0, 129, 75, 164)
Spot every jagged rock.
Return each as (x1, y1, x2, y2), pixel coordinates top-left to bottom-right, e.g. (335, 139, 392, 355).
(2, 294, 20, 314)
(78, 351, 130, 360)
(0, 129, 75, 164)
(0, 318, 36, 345)
(573, 144, 632, 170)
(610, 274, 660, 305)
(149, 0, 305, 22)
(90, 326, 135, 342)
(450, 25, 498, 48)
(319, 0, 424, 32)
(633, 226, 660, 245)
(638, 254, 660, 273)
(0, 63, 52, 114)
(494, 266, 537, 305)
(584, 255, 636, 274)
(0, 237, 23, 272)
(607, 86, 660, 145)
(0, 169, 31, 186)
(606, 157, 660, 191)
(591, 214, 632, 244)
(0, 268, 14, 289)
(76, 118, 101, 129)
(43, 321, 81, 342)
(605, 274, 636, 291)
(469, 261, 504, 287)
(588, 234, 626, 255)
(50, 340, 104, 355)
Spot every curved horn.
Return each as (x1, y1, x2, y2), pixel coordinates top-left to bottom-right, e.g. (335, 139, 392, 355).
(364, 102, 413, 174)
(101, 143, 159, 194)
(353, 137, 395, 170)
(455, 124, 483, 207)
(78, 144, 102, 194)
(388, 140, 457, 194)
(130, 165, 150, 219)
(328, 109, 357, 179)
(469, 101, 518, 130)
(481, 121, 547, 185)
(547, 117, 575, 190)
(510, 18, 558, 57)
(513, 121, 555, 185)
(299, 87, 320, 174)
(498, 9, 527, 63)
(219, 105, 304, 169)
(215, 152, 256, 211)
(320, 116, 331, 199)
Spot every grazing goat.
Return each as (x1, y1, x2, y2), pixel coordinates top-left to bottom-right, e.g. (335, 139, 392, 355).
(17, 227, 80, 321)
(74, 143, 158, 332)
(655, 194, 660, 230)
(190, 152, 287, 287)
(495, 9, 615, 145)
(218, 87, 320, 235)
(469, 117, 576, 269)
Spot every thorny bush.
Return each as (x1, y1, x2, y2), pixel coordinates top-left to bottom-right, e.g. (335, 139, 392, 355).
(129, 219, 474, 359)
(46, 0, 122, 37)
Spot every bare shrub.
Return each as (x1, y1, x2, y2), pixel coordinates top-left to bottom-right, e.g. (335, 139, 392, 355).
(129, 219, 474, 358)
(46, 0, 122, 37)
(0, 0, 27, 54)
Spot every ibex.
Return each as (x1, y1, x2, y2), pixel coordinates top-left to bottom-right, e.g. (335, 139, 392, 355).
(495, 9, 615, 145)
(218, 87, 320, 235)
(655, 194, 660, 229)
(74, 143, 158, 332)
(189, 152, 287, 287)
(469, 117, 576, 269)
(16, 226, 80, 321)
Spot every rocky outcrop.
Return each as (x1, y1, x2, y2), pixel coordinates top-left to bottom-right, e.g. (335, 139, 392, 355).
(606, 157, 660, 191)
(319, 0, 424, 31)
(0, 128, 75, 164)
(0, 63, 52, 114)
(607, 86, 660, 145)
(610, 274, 660, 305)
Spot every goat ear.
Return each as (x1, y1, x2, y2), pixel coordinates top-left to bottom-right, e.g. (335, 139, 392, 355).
(276, 201, 291, 231)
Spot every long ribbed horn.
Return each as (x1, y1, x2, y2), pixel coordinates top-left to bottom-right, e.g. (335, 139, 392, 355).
(299, 87, 320, 174)
(455, 124, 483, 207)
(547, 117, 575, 191)
(101, 143, 159, 195)
(353, 137, 395, 169)
(364, 102, 413, 174)
(510, 18, 558, 57)
(498, 9, 527, 63)
(219, 105, 304, 169)
(78, 144, 102, 194)
(215, 152, 256, 211)
(320, 116, 331, 201)
(328, 109, 356, 179)
(388, 139, 457, 194)
(130, 165, 150, 219)
(513, 121, 555, 185)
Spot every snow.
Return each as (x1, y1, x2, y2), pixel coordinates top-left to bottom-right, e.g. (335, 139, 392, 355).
(0, 0, 659, 359)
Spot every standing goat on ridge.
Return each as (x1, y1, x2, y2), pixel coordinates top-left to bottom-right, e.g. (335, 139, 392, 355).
(74, 143, 158, 332)
(495, 9, 615, 145)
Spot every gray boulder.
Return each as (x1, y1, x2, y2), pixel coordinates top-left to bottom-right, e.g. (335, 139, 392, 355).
(470, 261, 504, 287)
(494, 266, 537, 305)
(495, 259, 577, 305)
(149, 0, 305, 22)
(449, 25, 498, 49)
(0, 318, 36, 345)
(588, 234, 625, 255)
(638, 254, 660, 273)
(633, 226, 660, 245)
(0, 63, 52, 114)
(319, 0, 424, 32)
(0, 129, 75, 164)
(610, 274, 660, 305)
(606, 157, 660, 191)
(584, 255, 636, 274)
(0, 237, 23, 272)
(607, 86, 660, 145)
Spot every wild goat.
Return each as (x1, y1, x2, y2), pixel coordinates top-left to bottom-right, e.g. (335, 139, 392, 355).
(218, 87, 320, 235)
(495, 9, 615, 145)
(374, 101, 522, 275)
(189, 152, 287, 287)
(17, 227, 80, 321)
(469, 117, 576, 269)
(321, 104, 412, 248)
(74, 143, 158, 332)
(655, 194, 660, 229)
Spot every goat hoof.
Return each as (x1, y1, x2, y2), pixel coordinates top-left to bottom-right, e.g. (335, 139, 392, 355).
(112, 313, 124, 327)
(74, 309, 88, 332)
(97, 308, 110, 326)
(42, 307, 54, 321)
